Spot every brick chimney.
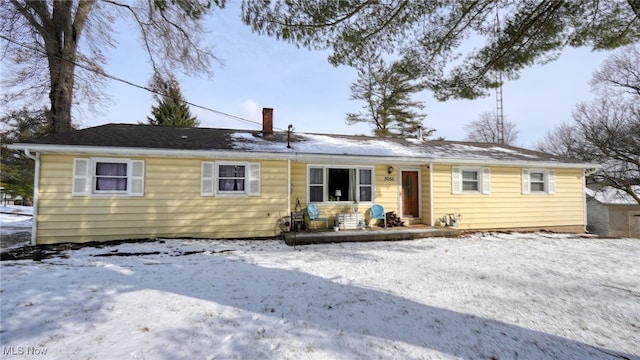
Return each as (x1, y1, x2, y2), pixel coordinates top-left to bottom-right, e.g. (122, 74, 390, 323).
(262, 108, 273, 138)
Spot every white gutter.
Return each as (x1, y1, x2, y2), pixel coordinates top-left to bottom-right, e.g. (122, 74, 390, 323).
(24, 150, 39, 246)
(287, 159, 291, 222)
(583, 168, 599, 233)
(584, 167, 599, 176)
(582, 181, 588, 233)
(288, 152, 600, 169)
(429, 163, 434, 226)
(8, 143, 601, 170)
(7, 144, 293, 161)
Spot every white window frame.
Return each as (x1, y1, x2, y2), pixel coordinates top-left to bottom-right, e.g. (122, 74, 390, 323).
(358, 168, 373, 203)
(307, 165, 374, 203)
(522, 169, 555, 194)
(451, 166, 490, 195)
(72, 158, 144, 197)
(201, 161, 261, 197)
(308, 167, 325, 203)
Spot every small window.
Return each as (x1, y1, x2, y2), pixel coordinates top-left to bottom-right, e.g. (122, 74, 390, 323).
(95, 162, 128, 192)
(530, 172, 545, 192)
(218, 164, 246, 193)
(72, 158, 144, 196)
(359, 169, 373, 202)
(309, 168, 324, 202)
(452, 167, 490, 194)
(462, 170, 479, 191)
(201, 161, 261, 196)
(522, 169, 555, 194)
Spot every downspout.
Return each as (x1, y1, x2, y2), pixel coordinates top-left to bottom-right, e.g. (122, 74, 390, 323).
(24, 149, 40, 246)
(287, 159, 292, 218)
(583, 168, 598, 233)
(429, 163, 434, 226)
(584, 167, 598, 177)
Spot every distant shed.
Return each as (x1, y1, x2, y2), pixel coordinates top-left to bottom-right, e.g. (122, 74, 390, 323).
(586, 187, 640, 238)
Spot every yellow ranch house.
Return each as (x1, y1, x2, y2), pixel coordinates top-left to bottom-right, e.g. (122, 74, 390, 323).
(9, 108, 598, 245)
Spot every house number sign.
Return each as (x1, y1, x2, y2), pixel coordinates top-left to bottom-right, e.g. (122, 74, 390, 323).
(384, 176, 395, 181)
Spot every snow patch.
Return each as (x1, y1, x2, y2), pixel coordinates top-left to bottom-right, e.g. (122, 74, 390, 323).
(1, 234, 638, 359)
(586, 186, 640, 205)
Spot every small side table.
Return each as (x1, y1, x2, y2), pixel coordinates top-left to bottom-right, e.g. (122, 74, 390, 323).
(291, 211, 304, 232)
(335, 212, 364, 230)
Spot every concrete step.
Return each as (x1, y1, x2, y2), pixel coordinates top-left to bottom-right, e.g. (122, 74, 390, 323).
(403, 218, 423, 226)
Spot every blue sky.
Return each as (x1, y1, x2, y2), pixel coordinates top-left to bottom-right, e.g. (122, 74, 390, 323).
(87, 2, 612, 148)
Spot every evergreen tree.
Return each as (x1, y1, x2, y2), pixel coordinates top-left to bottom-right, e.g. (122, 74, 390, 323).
(146, 75, 200, 127)
(346, 55, 434, 138)
(243, 1, 640, 100)
(0, 107, 49, 203)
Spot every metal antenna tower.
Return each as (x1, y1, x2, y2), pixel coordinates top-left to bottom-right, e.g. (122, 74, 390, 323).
(496, 73, 504, 144)
(495, 7, 505, 144)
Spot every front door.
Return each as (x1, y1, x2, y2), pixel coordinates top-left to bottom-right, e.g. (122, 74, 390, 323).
(401, 170, 419, 218)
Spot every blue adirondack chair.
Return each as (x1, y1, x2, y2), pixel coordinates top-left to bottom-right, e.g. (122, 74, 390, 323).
(370, 204, 387, 228)
(307, 203, 328, 229)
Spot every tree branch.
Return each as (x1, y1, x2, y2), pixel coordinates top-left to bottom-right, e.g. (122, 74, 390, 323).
(476, 0, 564, 81)
(9, 0, 47, 34)
(101, 0, 159, 73)
(276, 0, 375, 29)
(70, 1, 96, 50)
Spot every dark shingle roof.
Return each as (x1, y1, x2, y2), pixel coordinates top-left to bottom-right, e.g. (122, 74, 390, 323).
(19, 123, 258, 150)
(14, 123, 589, 166)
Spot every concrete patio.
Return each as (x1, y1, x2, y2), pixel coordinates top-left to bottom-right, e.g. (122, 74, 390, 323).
(283, 225, 461, 246)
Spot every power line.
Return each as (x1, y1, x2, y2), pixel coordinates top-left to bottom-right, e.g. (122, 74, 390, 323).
(0, 34, 275, 130)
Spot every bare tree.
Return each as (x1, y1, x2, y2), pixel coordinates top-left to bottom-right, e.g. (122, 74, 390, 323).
(590, 44, 640, 97)
(463, 112, 519, 145)
(1, 0, 224, 133)
(538, 44, 640, 204)
(572, 99, 640, 204)
(535, 122, 582, 158)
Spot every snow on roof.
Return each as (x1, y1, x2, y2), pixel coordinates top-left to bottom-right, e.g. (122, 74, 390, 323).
(232, 133, 418, 157)
(11, 123, 592, 167)
(586, 186, 640, 205)
(232, 131, 583, 165)
(488, 146, 537, 158)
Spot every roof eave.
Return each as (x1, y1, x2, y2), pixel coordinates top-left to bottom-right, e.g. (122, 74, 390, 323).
(428, 157, 600, 169)
(7, 143, 292, 161)
(8, 143, 600, 169)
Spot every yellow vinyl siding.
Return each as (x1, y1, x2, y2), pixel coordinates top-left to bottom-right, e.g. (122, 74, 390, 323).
(290, 162, 307, 209)
(421, 165, 432, 225)
(35, 154, 587, 243)
(35, 154, 288, 244)
(372, 164, 398, 213)
(432, 164, 585, 230)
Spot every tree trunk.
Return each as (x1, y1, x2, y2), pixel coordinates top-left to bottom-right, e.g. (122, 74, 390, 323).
(44, 1, 80, 133)
(16, 0, 95, 133)
(47, 56, 75, 133)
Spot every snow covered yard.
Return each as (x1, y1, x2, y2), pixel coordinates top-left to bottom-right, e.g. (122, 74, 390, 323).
(0, 207, 33, 249)
(1, 233, 639, 359)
